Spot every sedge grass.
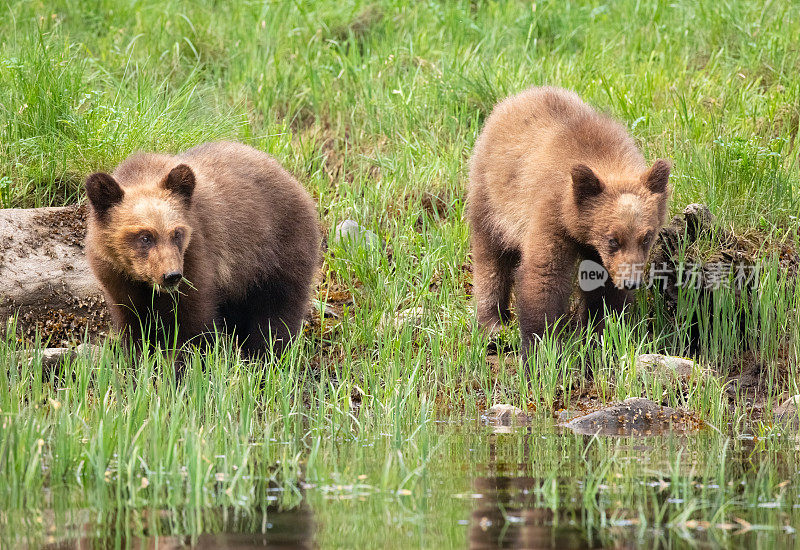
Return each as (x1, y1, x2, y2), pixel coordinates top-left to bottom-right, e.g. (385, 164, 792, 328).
(2, 0, 800, 546)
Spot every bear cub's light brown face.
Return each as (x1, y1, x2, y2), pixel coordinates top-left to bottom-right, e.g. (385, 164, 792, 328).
(86, 164, 196, 292)
(572, 159, 670, 289)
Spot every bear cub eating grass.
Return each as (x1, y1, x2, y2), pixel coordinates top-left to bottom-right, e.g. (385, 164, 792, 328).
(467, 86, 671, 358)
(85, 141, 321, 358)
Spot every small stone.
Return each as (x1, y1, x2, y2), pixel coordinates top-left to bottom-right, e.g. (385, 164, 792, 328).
(774, 395, 800, 429)
(556, 409, 577, 423)
(330, 220, 379, 250)
(22, 343, 100, 370)
(485, 404, 530, 425)
(377, 306, 425, 332)
(312, 299, 340, 319)
(38, 348, 72, 369)
(561, 398, 699, 436)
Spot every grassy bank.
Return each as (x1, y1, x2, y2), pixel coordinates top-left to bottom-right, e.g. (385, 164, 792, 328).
(2, 0, 800, 546)
(1, 0, 798, 407)
(2, 330, 799, 547)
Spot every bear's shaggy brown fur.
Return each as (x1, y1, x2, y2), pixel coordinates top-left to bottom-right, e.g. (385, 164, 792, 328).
(467, 86, 671, 357)
(85, 141, 321, 358)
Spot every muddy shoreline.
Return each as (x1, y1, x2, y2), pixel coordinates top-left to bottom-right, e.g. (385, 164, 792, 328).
(2, 202, 797, 427)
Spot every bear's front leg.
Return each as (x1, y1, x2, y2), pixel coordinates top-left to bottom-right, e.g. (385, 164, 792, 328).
(161, 285, 215, 379)
(105, 297, 146, 348)
(580, 278, 634, 336)
(516, 238, 577, 363)
(174, 284, 216, 349)
(239, 276, 309, 359)
(99, 277, 154, 350)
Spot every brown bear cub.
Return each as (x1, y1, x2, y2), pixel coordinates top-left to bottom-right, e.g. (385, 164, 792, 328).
(467, 86, 670, 357)
(85, 141, 321, 358)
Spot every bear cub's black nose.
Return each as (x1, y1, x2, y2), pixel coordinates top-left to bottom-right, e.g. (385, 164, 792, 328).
(163, 272, 183, 287)
(621, 279, 642, 290)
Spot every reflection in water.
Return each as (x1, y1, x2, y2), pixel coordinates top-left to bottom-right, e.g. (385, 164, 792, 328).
(5, 418, 798, 548)
(469, 429, 605, 550)
(39, 505, 314, 550)
(469, 510, 608, 550)
(465, 420, 800, 549)
(469, 484, 603, 550)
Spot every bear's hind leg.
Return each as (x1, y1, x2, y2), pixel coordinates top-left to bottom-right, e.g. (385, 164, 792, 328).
(239, 278, 309, 359)
(472, 226, 519, 333)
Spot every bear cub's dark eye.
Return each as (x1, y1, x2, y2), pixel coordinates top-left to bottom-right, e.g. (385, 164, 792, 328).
(608, 237, 620, 252)
(172, 229, 184, 248)
(140, 233, 154, 246)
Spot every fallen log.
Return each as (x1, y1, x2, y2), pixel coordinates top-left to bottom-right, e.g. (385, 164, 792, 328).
(0, 205, 109, 346)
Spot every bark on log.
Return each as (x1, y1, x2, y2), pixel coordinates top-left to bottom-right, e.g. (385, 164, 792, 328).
(0, 205, 108, 346)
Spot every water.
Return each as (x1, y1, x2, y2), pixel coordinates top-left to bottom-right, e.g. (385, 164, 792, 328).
(5, 417, 798, 549)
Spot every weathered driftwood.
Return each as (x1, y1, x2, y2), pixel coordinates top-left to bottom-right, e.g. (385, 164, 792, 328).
(0, 205, 108, 346)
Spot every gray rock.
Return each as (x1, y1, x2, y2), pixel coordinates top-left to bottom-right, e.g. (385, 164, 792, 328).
(20, 343, 100, 370)
(635, 354, 710, 386)
(774, 395, 800, 429)
(637, 354, 695, 375)
(561, 397, 699, 436)
(377, 305, 425, 332)
(330, 220, 379, 250)
(484, 404, 530, 426)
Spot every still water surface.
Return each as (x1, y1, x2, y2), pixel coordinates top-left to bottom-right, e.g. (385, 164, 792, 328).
(10, 417, 799, 549)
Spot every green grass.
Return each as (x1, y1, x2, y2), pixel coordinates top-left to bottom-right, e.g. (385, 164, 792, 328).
(1, 334, 798, 547)
(2, 0, 800, 547)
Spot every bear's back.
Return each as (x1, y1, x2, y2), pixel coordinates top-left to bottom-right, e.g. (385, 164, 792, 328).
(468, 87, 645, 247)
(176, 141, 320, 299)
(472, 86, 644, 193)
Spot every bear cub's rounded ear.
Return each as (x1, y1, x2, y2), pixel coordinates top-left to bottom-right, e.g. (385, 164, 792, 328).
(86, 172, 124, 220)
(572, 164, 605, 204)
(163, 164, 196, 205)
(642, 159, 671, 194)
